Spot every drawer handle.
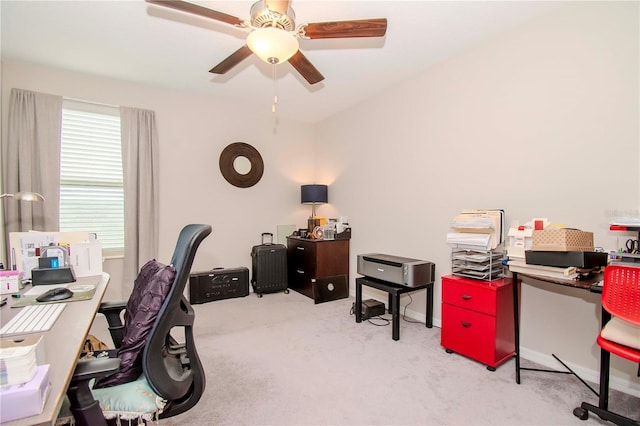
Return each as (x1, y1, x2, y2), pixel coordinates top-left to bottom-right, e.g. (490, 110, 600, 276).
(461, 294, 472, 300)
(461, 321, 472, 328)
(296, 247, 305, 251)
(296, 269, 305, 275)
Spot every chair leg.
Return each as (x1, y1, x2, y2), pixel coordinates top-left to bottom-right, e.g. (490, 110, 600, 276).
(66, 379, 107, 426)
(574, 348, 640, 425)
(599, 348, 611, 411)
(578, 402, 639, 426)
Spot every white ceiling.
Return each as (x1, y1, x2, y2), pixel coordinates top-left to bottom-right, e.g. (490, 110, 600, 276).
(1, 1, 559, 123)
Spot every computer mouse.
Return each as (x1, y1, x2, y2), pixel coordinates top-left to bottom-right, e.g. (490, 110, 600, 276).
(36, 287, 73, 302)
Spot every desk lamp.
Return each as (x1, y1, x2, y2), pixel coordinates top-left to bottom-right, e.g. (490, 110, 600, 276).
(0, 191, 45, 269)
(0, 192, 45, 202)
(301, 184, 328, 233)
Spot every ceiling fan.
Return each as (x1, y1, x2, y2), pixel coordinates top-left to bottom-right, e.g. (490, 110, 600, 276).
(145, 0, 388, 85)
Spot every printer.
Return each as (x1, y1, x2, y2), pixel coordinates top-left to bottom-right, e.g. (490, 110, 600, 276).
(357, 253, 435, 287)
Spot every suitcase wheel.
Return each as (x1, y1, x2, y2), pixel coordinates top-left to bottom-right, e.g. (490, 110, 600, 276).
(285, 289, 290, 294)
(257, 293, 263, 298)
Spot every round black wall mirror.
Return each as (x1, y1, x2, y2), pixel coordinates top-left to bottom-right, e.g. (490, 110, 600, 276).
(219, 142, 264, 188)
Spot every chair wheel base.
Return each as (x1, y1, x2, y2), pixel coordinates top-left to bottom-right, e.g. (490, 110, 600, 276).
(573, 407, 589, 420)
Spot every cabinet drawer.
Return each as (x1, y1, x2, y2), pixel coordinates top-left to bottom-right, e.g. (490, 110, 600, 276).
(287, 242, 317, 277)
(442, 277, 497, 316)
(441, 303, 497, 366)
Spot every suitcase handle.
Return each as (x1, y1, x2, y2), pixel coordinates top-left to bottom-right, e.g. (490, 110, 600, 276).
(261, 232, 273, 245)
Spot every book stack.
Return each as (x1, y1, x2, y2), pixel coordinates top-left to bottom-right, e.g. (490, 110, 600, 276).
(507, 259, 578, 280)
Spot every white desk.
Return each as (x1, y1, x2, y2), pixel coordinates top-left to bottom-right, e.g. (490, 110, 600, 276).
(1, 273, 110, 426)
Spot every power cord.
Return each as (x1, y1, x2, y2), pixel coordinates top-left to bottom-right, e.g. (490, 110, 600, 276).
(402, 293, 422, 324)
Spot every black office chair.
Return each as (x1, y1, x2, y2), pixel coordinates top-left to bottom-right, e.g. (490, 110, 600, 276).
(65, 224, 212, 426)
(574, 264, 640, 426)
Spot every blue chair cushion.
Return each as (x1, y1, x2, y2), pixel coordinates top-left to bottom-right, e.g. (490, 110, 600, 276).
(56, 375, 166, 425)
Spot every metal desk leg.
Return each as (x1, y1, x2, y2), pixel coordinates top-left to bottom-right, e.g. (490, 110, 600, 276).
(387, 293, 393, 314)
(355, 279, 363, 323)
(425, 284, 433, 328)
(512, 273, 521, 384)
(391, 292, 400, 341)
(598, 306, 612, 410)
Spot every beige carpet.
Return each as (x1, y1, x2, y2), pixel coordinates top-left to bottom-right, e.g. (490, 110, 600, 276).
(101, 290, 638, 425)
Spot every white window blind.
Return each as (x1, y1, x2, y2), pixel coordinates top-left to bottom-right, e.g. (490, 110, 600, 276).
(60, 101, 124, 251)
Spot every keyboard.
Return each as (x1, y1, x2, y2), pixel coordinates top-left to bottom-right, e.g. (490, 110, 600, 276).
(0, 303, 67, 336)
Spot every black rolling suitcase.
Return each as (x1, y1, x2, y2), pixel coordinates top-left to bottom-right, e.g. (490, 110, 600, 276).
(251, 232, 289, 298)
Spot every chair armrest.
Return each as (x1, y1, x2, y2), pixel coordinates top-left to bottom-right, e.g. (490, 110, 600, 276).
(73, 357, 121, 382)
(98, 301, 126, 317)
(98, 301, 127, 349)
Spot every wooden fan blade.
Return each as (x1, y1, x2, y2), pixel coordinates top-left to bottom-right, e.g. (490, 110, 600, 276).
(302, 18, 387, 39)
(288, 51, 324, 85)
(209, 45, 253, 74)
(145, 0, 244, 26)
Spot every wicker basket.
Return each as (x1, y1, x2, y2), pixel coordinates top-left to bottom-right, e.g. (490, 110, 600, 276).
(531, 229, 594, 251)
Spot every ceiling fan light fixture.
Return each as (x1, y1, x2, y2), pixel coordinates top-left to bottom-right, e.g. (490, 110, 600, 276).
(247, 27, 299, 64)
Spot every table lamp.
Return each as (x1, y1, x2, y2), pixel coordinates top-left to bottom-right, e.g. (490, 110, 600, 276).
(301, 184, 328, 233)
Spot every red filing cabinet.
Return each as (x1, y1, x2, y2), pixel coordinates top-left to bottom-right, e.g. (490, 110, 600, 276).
(440, 275, 515, 370)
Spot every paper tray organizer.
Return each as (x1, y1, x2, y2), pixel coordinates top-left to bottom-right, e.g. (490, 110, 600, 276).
(447, 209, 506, 281)
(451, 248, 504, 281)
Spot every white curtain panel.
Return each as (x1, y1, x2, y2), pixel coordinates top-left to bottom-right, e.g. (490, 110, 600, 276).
(120, 107, 159, 295)
(2, 88, 62, 265)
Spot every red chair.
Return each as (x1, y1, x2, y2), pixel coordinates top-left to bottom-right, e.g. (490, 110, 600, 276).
(574, 265, 640, 425)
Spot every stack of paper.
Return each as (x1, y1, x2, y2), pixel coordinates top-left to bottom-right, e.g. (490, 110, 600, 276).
(507, 260, 578, 280)
(450, 209, 505, 250)
(0, 335, 44, 387)
(446, 233, 492, 251)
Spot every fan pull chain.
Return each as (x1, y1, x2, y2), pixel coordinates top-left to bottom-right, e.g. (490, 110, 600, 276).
(272, 64, 278, 114)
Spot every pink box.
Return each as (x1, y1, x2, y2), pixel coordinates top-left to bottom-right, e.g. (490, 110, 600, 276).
(0, 270, 23, 294)
(0, 364, 51, 422)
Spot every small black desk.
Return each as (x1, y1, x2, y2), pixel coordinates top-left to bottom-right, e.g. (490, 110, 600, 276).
(511, 270, 603, 391)
(355, 276, 434, 341)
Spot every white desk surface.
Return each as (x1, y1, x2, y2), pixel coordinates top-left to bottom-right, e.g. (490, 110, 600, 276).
(1, 273, 110, 426)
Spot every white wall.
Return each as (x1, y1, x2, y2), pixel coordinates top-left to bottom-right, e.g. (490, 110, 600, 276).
(315, 1, 639, 393)
(1, 61, 316, 300)
(1, 0, 639, 396)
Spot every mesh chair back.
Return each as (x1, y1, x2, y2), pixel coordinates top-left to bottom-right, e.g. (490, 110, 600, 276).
(142, 224, 212, 417)
(602, 265, 640, 326)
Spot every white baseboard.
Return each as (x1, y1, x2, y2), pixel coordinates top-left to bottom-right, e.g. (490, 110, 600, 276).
(351, 290, 639, 398)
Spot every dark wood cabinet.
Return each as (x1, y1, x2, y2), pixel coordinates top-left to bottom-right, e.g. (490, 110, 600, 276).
(286, 237, 349, 303)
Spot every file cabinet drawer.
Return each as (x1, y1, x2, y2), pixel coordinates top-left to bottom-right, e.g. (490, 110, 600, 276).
(442, 275, 498, 316)
(441, 303, 496, 367)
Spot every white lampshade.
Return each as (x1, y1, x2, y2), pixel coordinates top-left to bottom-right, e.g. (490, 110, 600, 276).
(247, 27, 299, 64)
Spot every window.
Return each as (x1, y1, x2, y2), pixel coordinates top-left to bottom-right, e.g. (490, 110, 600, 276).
(60, 100, 124, 253)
